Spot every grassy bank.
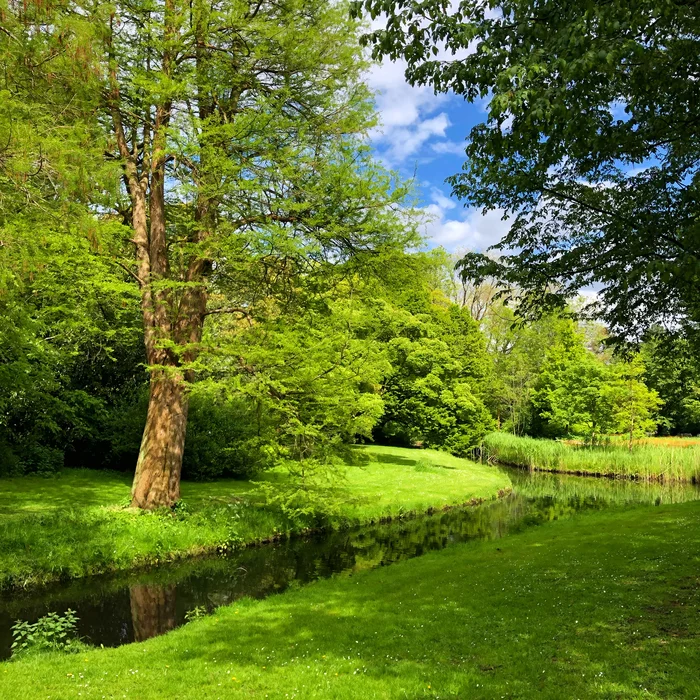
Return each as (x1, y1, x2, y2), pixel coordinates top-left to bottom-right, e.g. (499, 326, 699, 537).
(2, 500, 699, 698)
(483, 432, 700, 482)
(0, 446, 509, 591)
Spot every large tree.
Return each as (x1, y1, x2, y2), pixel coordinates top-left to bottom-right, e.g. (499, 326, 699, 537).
(2, 0, 415, 507)
(351, 0, 700, 343)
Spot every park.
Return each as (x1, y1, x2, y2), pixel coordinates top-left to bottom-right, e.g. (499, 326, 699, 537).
(1, 0, 699, 697)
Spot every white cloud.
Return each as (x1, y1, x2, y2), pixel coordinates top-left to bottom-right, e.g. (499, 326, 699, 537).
(430, 140, 466, 156)
(364, 8, 476, 166)
(366, 59, 452, 165)
(429, 188, 457, 211)
(421, 196, 512, 252)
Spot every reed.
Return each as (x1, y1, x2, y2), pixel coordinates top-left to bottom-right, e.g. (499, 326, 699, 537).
(482, 432, 700, 483)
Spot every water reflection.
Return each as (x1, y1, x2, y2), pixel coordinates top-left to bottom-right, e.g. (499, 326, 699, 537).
(130, 584, 177, 642)
(1, 467, 698, 658)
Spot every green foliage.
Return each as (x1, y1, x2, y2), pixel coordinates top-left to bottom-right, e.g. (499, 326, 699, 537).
(253, 458, 351, 523)
(532, 326, 661, 443)
(532, 337, 616, 441)
(479, 302, 577, 435)
(0, 0, 430, 486)
(184, 606, 207, 623)
(0, 215, 144, 474)
(197, 291, 391, 476)
(11, 609, 83, 658)
(377, 293, 494, 454)
(353, 0, 700, 342)
(607, 358, 663, 447)
(641, 331, 700, 435)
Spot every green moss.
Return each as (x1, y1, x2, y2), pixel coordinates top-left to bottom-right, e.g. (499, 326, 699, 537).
(0, 446, 509, 590)
(2, 501, 699, 698)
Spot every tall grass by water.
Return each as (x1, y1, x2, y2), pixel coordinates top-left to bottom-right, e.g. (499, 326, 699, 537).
(483, 432, 700, 483)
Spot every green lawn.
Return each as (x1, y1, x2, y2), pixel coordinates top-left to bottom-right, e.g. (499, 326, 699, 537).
(484, 431, 700, 482)
(2, 500, 699, 699)
(0, 446, 509, 590)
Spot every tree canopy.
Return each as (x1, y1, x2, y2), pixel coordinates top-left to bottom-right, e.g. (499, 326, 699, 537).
(352, 0, 700, 343)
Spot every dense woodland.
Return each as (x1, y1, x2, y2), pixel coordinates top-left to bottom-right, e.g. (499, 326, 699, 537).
(3, 214, 698, 483)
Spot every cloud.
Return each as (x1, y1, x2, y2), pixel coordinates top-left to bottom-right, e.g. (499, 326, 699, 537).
(429, 188, 457, 211)
(430, 140, 466, 156)
(420, 192, 512, 251)
(366, 59, 453, 165)
(363, 10, 475, 166)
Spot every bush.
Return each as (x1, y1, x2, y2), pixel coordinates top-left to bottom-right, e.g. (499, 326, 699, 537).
(183, 394, 273, 480)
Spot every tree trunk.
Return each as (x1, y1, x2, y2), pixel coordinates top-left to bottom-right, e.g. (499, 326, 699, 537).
(113, 0, 210, 510)
(131, 369, 189, 509)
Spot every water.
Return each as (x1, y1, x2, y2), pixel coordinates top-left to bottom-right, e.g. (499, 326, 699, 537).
(1, 468, 698, 659)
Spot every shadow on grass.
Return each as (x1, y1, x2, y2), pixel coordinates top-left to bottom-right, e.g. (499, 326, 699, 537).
(82, 502, 700, 699)
(0, 469, 132, 516)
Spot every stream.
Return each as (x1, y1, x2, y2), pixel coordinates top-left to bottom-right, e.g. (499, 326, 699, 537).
(1, 467, 699, 660)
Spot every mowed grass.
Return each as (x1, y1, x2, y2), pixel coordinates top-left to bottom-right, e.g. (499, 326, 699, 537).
(484, 432, 700, 483)
(342, 445, 510, 519)
(0, 446, 509, 590)
(2, 500, 699, 699)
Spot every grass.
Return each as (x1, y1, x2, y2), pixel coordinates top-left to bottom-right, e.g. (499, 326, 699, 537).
(2, 499, 699, 698)
(0, 445, 509, 591)
(483, 432, 700, 483)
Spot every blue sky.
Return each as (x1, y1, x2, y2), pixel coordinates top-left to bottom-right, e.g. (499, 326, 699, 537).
(366, 56, 511, 253)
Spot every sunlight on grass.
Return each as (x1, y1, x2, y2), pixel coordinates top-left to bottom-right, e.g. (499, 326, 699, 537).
(0, 447, 509, 590)
(484, 432, 700, 482)
(2, 501, 699, 698)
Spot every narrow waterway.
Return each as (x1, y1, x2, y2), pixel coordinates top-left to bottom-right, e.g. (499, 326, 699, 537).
(1, 467, 698, 660)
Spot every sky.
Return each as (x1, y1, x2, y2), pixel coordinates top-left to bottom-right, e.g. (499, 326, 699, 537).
(365, 55, 511, 255)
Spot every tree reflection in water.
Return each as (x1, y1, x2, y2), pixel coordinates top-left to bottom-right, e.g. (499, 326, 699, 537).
(130, 584, 176, 642)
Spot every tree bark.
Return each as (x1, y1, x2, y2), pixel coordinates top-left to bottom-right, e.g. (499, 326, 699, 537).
(111, 0, 212, 509)
(131, 369, 189, 508)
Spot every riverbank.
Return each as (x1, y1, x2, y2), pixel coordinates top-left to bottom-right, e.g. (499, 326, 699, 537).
(2, 498, 698, 698)
(483, 432, 700, 482)
(0, 446, 510, 591)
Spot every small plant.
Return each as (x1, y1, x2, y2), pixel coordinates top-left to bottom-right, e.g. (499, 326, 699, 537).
(11, 609, 83, 657)
(254, 458, 349, 521)
(413, 459, 432, 472)
(184, 605, 207, 622)
(172, 500, 191, 518)
(118, 494, 133, 508)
